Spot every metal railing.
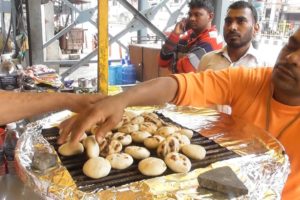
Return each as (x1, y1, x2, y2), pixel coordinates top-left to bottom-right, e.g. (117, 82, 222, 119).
(260, 20, 300, 39)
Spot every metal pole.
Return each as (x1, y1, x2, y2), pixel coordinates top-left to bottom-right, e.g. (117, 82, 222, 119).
(26, 0, 44, 65)
(98, 0, 109, 94)
(137, 0, 147, 44)
(212, 0, 230, 36)
(117, 0, 166, 40)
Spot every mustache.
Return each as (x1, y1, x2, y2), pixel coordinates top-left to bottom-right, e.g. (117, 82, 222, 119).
(226, 31, 240, 37)
(275, 62, 297, 79)
(275, 62, 296, 69)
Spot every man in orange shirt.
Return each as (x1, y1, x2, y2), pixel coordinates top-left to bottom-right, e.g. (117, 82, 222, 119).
(59, 28, 300, 199)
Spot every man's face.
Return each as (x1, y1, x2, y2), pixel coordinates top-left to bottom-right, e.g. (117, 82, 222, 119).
(187, 8, 213, 33)
(272, 29, 300, 97)
(223, 8, 258, 48)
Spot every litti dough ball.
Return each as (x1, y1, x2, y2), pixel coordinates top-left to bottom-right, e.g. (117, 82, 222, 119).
(118, 124, 139, 134)
(83, 157, 111, 179)
(131, 116, 145, 124)
(121, 115, 131, 125)
(181, 144, 206, 160)
(125, 146, 150, 160)
(58, 142, 84, 156)
(124, 110, 137, 120)
(139, 122, 157, 134)
(157, 136, 180, 158)
(144, 135, 165, 149)
(83, 136, 100, 158)
(112, 132, 132, 146)
(142, 112, 163, 127)
(141, 112, 159, 119)
(100, 140, 123, 157)
(171, 133, 191, 147)
(177, 129, 194, 139)
(156, 126, 177, 137)
(131, 131, 152, 143)
(164, 152, 191, 173)
(138, 157, 167, 176)
(106, 153, 133, 170)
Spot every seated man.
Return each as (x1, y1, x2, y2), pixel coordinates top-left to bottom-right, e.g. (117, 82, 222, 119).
(60, 28, 300, 200)
(198, 1, 268, 71)
(158, 0, 223, 73)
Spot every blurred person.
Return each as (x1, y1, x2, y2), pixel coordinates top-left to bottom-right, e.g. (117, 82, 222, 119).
(158, 0, 223, 73)
(198, 1, 268, 71)
(59, 28, 300, 200)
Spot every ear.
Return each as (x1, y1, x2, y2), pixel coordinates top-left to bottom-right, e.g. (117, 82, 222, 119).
(253, 23, 260, 36)
(209, 12, 214, 21)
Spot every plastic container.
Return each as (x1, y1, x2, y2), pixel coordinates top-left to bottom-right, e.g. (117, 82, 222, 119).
(109, 65, 117, 85)
(121, 58, 127, 65)
(115, 65, 123, 85)
(122, 64, 137, 84)
(4, 123, 19, 175)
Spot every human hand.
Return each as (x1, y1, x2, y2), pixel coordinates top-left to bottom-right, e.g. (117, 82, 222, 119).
(69, 93, 107, 113)
(173, 18, 188, 35)
(57, 96, 126, 145)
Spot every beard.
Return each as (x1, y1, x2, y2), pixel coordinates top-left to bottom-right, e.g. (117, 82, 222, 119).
(225, 27, 253, 49)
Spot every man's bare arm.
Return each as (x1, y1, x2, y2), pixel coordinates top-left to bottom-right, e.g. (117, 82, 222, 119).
(58, 77, 179, 144)
(119, 77, 178, 107)
(0, 91, 105, 125)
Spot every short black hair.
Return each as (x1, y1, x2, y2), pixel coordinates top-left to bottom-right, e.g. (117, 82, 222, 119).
(188, 0, 214, 13)
(228, 1, 258, 23)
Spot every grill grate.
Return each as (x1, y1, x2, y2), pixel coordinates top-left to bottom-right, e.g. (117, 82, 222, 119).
(41, 113, 239, 192)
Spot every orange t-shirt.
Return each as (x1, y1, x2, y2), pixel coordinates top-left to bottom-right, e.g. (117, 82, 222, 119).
(171, 67, 300, 199)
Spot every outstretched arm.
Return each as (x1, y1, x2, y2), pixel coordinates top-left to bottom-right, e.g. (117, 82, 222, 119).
(0, 91, 105, 125)
(119, 76, 178, 107)
(58, 77, 178, 144)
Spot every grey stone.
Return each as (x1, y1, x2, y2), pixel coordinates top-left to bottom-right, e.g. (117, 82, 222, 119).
(32, 152, 57, 172)
(198, 166, 248, 197)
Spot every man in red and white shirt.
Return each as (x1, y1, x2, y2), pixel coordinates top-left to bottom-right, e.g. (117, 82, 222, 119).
(158, 0, 223, 73)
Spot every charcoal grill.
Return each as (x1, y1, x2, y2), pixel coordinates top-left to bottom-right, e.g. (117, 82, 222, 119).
(41, 113, 240, 192)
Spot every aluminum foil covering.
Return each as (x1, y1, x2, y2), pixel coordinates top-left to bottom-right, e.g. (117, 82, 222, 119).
(15, 105, 290, 200)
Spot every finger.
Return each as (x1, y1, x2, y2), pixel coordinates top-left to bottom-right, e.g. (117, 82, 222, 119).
(95, 117, 119, 143)
(57, 116, 77, 144)
(69, 111, 104, 144)
(57, 117, 74, 144)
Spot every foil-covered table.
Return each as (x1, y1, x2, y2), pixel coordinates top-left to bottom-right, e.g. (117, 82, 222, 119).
(15, 105, 290, 199)
(0, 174, 43, 200)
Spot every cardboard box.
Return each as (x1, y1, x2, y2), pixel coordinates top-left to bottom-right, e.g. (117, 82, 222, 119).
(129, 44, 172, 82)
(60, 28, 84, 51)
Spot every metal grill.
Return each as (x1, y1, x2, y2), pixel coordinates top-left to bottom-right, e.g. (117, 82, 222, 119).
(41, 114, 239, 192)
